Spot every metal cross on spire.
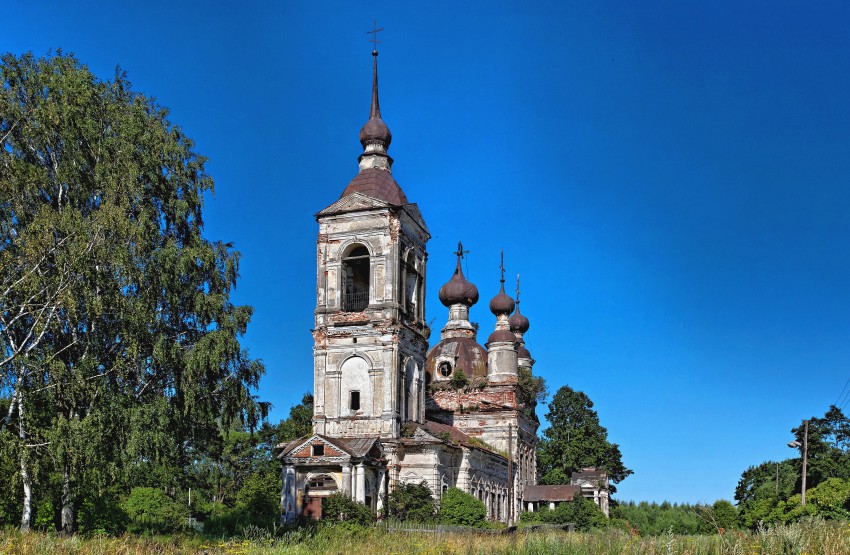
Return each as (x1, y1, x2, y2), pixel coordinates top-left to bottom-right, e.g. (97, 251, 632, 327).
(367, 20, 384, 53)
(515, 274, 521, 303)
(454, 241, 470, 260)
(499, 250, 505, 283)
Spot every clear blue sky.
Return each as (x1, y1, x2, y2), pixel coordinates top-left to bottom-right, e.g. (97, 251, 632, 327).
(7, 1, 850, 505)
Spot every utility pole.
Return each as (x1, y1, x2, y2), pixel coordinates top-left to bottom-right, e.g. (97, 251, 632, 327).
(801, 420, 808, 507)
(775, 463, 779, 497)
(787, 419, 809, 507)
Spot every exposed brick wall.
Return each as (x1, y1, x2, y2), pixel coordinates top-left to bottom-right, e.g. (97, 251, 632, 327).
(292, 442, 344, 458)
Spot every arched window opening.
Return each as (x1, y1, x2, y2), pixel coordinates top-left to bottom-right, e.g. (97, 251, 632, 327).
(342, 245, 370, 311)
(403, 359, 420, 422)
(402, 251, 420, 318)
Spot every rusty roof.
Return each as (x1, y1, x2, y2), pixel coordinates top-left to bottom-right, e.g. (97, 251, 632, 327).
(336, 437, 381, 458)
(340, 168, 408, 206)
(523, 485, 580, 503)
(415, 420, 504, 458)
(276, 434, 381, 460)
(426, 336, 488, 380)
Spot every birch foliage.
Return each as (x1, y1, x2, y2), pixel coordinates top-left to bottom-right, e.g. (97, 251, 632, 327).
(0, 51, 265, 531)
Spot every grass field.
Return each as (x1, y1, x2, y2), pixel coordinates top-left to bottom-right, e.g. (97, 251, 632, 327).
(1, 519, 849, 555)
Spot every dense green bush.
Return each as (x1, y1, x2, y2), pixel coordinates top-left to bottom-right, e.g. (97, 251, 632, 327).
(78, 491, 128, 535)
(388, 481, 436, 522)
(204, 505, 254, 537)
(807, 477, 850, 520)
(236, 471, 280, 521)
(322, 493, 373, 525)
(122, 487, 189, 533)
(438, 487, 486, 527)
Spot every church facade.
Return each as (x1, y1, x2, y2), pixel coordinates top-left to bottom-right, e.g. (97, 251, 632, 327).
(278, 49, 542, 524)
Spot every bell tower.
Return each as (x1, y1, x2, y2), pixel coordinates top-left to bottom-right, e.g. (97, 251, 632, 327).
(312, 48, 430, 439)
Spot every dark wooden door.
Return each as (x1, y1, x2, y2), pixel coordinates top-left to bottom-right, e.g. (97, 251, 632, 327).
(304, 496, 322, 520)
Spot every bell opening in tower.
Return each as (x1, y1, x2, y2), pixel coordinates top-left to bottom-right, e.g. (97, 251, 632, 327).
(342, 245, 370, 311)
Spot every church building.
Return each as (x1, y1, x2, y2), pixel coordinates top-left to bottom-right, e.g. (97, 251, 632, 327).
(278, 47, 550, 524)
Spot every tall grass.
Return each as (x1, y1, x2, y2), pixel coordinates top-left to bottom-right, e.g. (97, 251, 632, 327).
(1, 518, 848, 554)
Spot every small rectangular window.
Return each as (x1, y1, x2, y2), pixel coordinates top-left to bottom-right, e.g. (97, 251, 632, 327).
(350, 391, 361, 411)
(312, 444, 324, 456)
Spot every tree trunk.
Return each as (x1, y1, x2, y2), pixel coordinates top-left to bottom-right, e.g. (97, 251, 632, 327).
(60, 463, 75, 534)
(18, 396, 32, 532)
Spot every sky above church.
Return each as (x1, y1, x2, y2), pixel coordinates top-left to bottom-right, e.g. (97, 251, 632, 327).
(6, 1, 850, 505)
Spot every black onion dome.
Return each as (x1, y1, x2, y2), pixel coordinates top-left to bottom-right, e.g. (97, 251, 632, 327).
(509, 305, 530, 334)
(439, 257, 479, 307)
(489, 282, 515, 316)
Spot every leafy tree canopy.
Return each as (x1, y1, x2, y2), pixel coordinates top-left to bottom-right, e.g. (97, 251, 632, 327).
(735, 405, 850, 528)
(0, 51, 264, 532)
(536, 385, 632, 492)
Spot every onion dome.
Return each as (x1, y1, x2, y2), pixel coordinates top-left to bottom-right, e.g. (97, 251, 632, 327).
(359, 51, 392, 149)
(509, 307, 529, 334)
(509, 275, 530, 333)
(489, 252, 515, 316)
(439, 242, 479, 307)
(517, 345, 532, 359)
(489, 286, 514, 316)
(487, 329, 517, 343)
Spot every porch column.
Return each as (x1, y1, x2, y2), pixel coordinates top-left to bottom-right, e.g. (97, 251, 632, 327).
(356, 463, 366, 504)
(376, 469, 387, 514)
(342, 464, 352, 497)
(281, 465, 297, 523)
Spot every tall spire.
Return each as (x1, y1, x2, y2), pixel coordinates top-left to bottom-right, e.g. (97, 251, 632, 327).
(359, 22, 392, 153)
(370, 50, 382, 120)
(341, 23, 408, 205)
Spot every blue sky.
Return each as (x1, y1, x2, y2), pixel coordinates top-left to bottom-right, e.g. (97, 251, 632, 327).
(6, 1, 850, 504)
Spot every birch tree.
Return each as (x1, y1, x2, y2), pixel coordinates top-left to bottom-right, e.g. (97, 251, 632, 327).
(0, 51, 265, 532)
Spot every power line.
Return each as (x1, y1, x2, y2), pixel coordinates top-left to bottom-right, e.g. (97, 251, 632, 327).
(835, 375, 850, 411)
(835, 375, 850, 406)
